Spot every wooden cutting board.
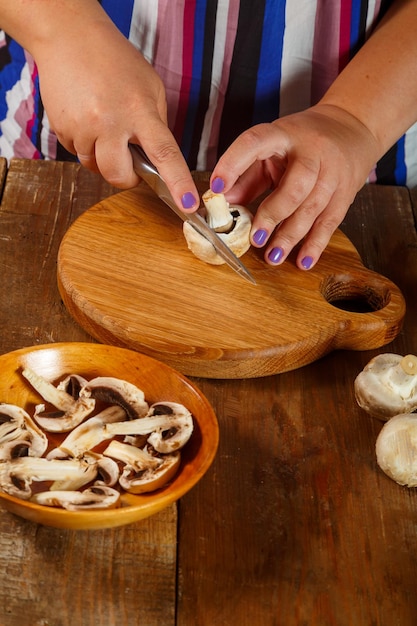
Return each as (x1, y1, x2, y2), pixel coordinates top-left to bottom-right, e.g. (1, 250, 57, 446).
(57, 174, 405, 379)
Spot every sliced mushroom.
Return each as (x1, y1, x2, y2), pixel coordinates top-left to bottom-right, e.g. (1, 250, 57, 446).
(79, 376, 149, 420)
(22, 368, 96, 432)
(46, 405, 126, 459)
(0, 438, 31, 461)
(103, 440, 180, 494)
(0, 403, 48, 457)
(31, 486, 121, 510)
(49, 453, 99, 491)
(0, 456, 97, 500)
(0, 403, 25, 444)
(104, 402, 193, 453)
(56, 373, 89, 398)
(375, 413, 417, 486)
(354, 353, 417, 420)
(183, 189, 253, 265)
(83, 451, 120, 487)
(146, 402, 194, 453)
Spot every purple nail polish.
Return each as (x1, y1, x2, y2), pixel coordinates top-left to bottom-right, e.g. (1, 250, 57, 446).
(253, 229, 268, 246)
(211, 177, 225, 194)
(268, 247, 284, 264)
(181, 192, 197, 209)
(301, 255, 314, 270)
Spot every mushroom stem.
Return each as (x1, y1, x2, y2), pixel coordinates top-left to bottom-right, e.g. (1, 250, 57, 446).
(202, 190, 234, 233)
(47, 405, 126, 459)
(400, 354, 417, 376)
(22, 368, 95, 413)
(103, 440, 161, 470)
(379, 360, 417, 399)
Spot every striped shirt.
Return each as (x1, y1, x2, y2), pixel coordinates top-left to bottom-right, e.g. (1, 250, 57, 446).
(0, 0, 416, 186)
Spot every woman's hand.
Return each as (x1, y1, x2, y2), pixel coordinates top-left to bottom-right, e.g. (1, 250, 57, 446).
(11, 1, 199, 211)
(210, 104, 378, 270)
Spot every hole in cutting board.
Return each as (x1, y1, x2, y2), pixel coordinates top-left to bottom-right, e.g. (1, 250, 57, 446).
(321, 275, 390, 313)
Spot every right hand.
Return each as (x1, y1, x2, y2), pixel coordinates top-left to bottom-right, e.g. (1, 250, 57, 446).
(35, 15, 199, 210)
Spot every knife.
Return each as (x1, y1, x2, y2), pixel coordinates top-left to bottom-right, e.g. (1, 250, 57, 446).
(130, 144, 256, 285)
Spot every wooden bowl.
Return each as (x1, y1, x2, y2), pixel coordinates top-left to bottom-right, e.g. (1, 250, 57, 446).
(0, 343, 219, 530)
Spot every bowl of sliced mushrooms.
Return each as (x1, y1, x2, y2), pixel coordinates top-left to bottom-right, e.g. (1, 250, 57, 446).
(0, 342, 219, 529)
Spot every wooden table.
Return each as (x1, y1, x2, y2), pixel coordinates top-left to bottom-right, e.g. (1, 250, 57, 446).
(0, 158, 416, 626)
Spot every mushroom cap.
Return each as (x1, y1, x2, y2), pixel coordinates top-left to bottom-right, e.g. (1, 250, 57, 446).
(354, 353, 417, 420)
(183, 205, 252, 265)
(103, 440, 181, 494)
(118, 450, 181, 494)
(79, 376, 149, 420)
(146, 402, 194, 453)
(376, 413, 417, 486)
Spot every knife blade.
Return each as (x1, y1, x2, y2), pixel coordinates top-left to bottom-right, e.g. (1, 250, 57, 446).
(130, 144, 256, 285)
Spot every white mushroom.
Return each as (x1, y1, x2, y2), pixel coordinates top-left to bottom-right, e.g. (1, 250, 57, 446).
(354, 354, 417, 420)
(84, 451, 120, 487)
(0, 457, 97, 500)
(146, 402, 194, 453)
(103, 440, 181, 494)
(0, 439, 31, 461)
(375, 413, 417, 486)
(104, 402, 193, 452)
(31, 486, 121, 510)
(21, 368, 96, 432)
(0, 403, 48, 456)
(79, 376, 149, 420)
(0, 403, 25, 444)
(183, 189, 253, 265)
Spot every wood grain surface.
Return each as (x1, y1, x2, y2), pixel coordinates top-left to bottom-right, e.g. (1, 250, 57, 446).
(57, 175, 405, 378)
(1, 159, 417, 626)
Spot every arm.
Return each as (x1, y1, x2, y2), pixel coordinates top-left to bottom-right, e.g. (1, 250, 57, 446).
(0, 0, 198, 210)
(211, 0, 417, 269)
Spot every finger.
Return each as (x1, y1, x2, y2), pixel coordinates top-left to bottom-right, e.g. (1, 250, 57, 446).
(265, 191, 349, 269)
(250, 156, 321, 249)
(293, 193, 354, 270)
(94, 136, 140, 189)
(220, 161, 280, 207)
(211, 123, 288, 190)
(76, 152, 101, 175)
(140, 125, 199, 212)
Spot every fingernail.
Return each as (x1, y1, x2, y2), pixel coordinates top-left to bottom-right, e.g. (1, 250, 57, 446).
(268, 247, 284, 264)
(252, 229, 268, 246)
(181, 192, 197, 209)
(301, 255, 314, 270)
(211, 177, 225, 194)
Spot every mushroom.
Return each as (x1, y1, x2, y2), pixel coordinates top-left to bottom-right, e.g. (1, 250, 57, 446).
(146, 402, 194, 453)
(79, 377, 149, 420)
(31, 486, 120, 510)
(375, 413, 417, 486)
(183, 189, 253, 265)
(46, 405, 126, 459)
(354, 354, 417, 420)
(0, 403, 48, 457)
(21, 368, 96, 432)
(0, 439, 31, 461)
(0, 456, 98, 500)
(103, 440, 181, 494)
(84, 451, 120, 487)
(104, 402, 193, 453)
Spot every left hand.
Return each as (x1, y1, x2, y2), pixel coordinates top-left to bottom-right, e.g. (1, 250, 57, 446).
(210, 104, 378, 269)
